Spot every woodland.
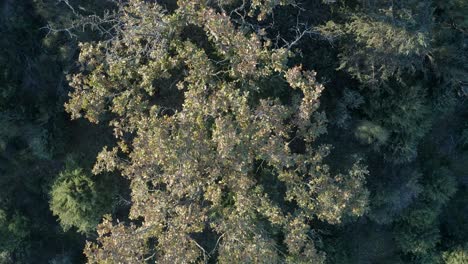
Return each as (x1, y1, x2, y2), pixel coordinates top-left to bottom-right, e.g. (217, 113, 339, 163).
(0, 0, 467, 263)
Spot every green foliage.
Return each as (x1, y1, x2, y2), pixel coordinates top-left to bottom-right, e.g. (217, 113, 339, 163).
(50, 160, 115, 234)
(369, 167, 422, 224)
(354, 120, 389, 147)
(319, 1, 431, 86)
(320, 0, 464, 166)
(0, 210, 30, 259)
(443, 245, 468, 264)
(394, 208, 441, 254)
(441, 186, 468, 246)
(432, 0, 468, 89)
(422, 167, 457, 204)
(0, 0, 119, 260)
(64, 0, 370, 262)
(333, 88, 364, 128)
(1, 0, 466, 262)
(393, 166, 458, 256)
(363, 82, 431, 163)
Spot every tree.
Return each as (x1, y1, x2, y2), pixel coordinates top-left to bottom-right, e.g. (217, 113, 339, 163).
(362, 81, 431, 164)
(393, 166, 458, 256)
(0, 210, 30, 263)
(318, 0, 431, 87)
(369, 167, 422, 225)
(318, 0, 466, 164)
(64, 0, 369, 262)
(50, 159, 115, 234)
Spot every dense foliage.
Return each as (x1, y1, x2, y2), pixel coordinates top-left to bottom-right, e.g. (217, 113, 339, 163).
(0, 0, 466, 263)
(50, 158, 116, 234)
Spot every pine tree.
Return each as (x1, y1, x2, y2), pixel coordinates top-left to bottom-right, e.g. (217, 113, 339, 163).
(50, 159, 115, 234)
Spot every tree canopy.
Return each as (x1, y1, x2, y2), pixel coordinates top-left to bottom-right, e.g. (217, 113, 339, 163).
(1, 0, 466, 263)
(66, 1, 369, 262)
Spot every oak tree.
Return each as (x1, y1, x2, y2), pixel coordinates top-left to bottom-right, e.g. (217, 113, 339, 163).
(65, 0, 369, 262)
